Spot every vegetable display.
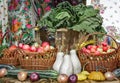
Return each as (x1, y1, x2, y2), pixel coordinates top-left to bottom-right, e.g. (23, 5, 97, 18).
(38, 1, 105, 34)
(7, 69, 59, 79)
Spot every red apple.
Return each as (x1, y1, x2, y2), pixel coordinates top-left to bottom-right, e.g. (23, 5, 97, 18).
(90, 48, 96, 53)
(101, 42, 107, 47)
(94, 51, 100, 55)
(86, 49, 91, 54)
(22, 44, 30, 50)
(44, 45, 50, 51)
(37, 47, 44, 53)
(18, 43, 24, 48)
(9, 45, 17, 51)
(42, 42, 50, 47)
(82, 47, 87, 53)
(30, 46, 37, 52)
(92, 45, 97, 50)
(87, 45, 92, 50)
(103, 46, 108, 52)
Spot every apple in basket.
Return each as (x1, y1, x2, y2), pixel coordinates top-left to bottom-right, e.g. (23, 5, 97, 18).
(42, 42, 50, 47)
(22, 44, 30, 51)
(9, 45, 17, 51)
(18, 43, 24, 49)
(29, 46, 37, 52)
(37, 47, 45, 53)
(42, 42, 50, 51)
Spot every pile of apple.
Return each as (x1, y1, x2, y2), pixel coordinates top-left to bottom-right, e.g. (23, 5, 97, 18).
(18, 42, 55, 53)
(82, 42, 115, 55)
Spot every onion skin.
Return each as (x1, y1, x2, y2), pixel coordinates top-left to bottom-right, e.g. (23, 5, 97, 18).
(104, 71, 116, 80)
(17, 71, 28, 81)
(30, 72, 40, 82)
(0, 68, 7, 78)
(57, 74, 68, 83)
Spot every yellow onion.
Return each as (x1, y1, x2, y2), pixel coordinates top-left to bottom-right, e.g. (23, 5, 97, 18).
(0, 68, 7, 78)
(57, 74, 68, 83)
(104, 71, 117, 81)
(17, 71, 28, 81)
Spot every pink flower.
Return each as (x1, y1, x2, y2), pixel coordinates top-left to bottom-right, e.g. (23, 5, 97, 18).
(37, 8, 41, 16)
(12, 19, 18, 25)
(9, 5, 14, 11)
(24, 7, 28, 11)
(45, 6, 51, 11)
(26, 24, 32, 29)
(44, 0, 51, 3)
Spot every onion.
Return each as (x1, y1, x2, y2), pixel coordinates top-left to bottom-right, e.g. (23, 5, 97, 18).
(68, 74, 78, 83)
(0, 68, 7, 78)
(57, 74, 68, 83)
(17, 71, 28, 81)
(30, 72, 40, 82)
(104, 71, 116, 80)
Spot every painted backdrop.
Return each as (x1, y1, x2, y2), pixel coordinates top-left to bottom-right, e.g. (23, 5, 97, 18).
(87, 0, 120, 42)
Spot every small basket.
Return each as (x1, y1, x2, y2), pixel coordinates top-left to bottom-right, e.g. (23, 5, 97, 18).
(18, 49, 57, 70)
(78, 32, 119, 72)
(0, 48, 19, 66)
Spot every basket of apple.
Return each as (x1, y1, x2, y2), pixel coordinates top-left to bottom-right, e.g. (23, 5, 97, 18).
(0, 45, 20, 66)
(18, 41, 57, 70)
(78, 32, 119, 72)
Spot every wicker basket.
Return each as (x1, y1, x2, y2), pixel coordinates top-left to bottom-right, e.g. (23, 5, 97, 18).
(117, 45, 120, 67)
(78, 32, 119, 72)
(18, 48, 57, 70)
(0, 48, 20, 66)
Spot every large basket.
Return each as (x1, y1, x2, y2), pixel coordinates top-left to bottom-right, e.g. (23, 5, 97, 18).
(0, 48, 19, 66)
(18, 49, 57, 70)
(78, 32, 119, 72)
(117, 45, 120, 67)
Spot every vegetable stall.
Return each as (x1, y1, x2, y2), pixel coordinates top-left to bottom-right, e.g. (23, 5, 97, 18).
(0, 0, 120, 83)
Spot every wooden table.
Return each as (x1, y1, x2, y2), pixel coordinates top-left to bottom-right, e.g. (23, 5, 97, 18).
(0, 77, 120, 83)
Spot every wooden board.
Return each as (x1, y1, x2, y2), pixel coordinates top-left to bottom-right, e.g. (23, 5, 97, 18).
(0, 77, 120, 83)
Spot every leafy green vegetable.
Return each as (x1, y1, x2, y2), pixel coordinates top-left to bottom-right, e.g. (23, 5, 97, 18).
(38, 1, 106, 34)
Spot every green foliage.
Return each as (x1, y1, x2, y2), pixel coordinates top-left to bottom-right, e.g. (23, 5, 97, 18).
(38, 1, 106, 34)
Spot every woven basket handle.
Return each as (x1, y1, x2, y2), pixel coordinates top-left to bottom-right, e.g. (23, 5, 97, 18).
(83, 32, 119, 49)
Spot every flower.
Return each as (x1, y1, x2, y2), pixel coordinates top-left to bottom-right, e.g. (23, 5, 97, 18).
(12, 19, 18, 25)
(26, 24, 32, 29)
(45, 6, 51, 11)
(9, 5, 14, 11)
(37, 8, 41, 16)
(44, 0, 51, 3)
(24, 7, 28, 11)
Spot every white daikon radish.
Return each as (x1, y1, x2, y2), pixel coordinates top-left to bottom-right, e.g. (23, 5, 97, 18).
(53, 52, 64, 73)
(70, 49, 81, 74)
(60, 54, 73, 76)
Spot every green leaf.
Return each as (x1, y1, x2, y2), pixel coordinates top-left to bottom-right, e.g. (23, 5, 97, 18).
(55, 12, 71, 20)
